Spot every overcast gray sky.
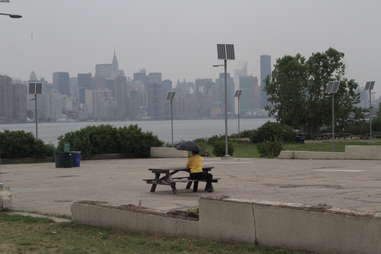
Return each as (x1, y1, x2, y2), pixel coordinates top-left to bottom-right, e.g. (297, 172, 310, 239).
(1, 0, 380, 92)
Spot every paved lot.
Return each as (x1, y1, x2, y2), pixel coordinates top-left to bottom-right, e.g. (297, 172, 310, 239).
(1, 158, 381, 216)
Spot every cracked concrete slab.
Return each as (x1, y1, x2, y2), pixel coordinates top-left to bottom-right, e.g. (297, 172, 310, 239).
(1, 157, 381, 216)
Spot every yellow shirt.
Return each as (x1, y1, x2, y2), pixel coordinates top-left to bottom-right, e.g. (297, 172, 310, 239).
(186, 155, 204, 173)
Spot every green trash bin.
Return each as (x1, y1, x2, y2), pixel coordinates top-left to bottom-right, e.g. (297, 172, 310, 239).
(55, 152, 73, 168)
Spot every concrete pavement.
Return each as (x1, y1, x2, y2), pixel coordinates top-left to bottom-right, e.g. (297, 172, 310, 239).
(1, 157, 381, 216)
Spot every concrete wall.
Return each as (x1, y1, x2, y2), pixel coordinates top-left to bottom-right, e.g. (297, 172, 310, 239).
(198, 198, 381, 254)
(254, 203, 381, 254)
(71, 198, 381, 254)
(279, 145, 381, 160)
(199, 198, 256, 243)
(150, 147, 187, 158)
(71, 201, 198, 238)
(346, 145, 381, 160)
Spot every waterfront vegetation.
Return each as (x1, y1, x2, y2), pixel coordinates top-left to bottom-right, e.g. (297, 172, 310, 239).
(1, 120, 381, 160)
(0, 213, 307, 254)
(0, 130, 54, 159)
(57, 124, 163, 158)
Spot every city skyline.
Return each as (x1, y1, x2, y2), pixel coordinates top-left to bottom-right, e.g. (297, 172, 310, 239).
(0, 52, 272, 123)
(1, 0, 380, 94)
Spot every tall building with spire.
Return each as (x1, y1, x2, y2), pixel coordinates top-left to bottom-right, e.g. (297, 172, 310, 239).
(95, 51, 122, 79)
(111, 51, 120, 78)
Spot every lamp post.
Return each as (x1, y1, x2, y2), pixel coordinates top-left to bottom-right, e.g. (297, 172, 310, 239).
(0, 12, 22, 18)
(325, 81, 340, 149)
(214, 44, 235, 157)
(29, 82, 42, 139)
(365, 81, 376, 139)
(167, 91, 176, 146)
(234, 90, 242, 138)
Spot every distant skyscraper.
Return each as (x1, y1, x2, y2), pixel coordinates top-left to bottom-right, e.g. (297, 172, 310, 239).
(216, 73, 235, 115)
(95, 52, 121, 79)
(239, 76, 260, 115)
(77, 73, 92, 104)
(29, 71, 38, 81)
(260, 55, 271, 108)
(53, 72, 70, 96)
(111, 51, 120, 78)
(0, 75, 27, 122)
(133, 69, 147, 82)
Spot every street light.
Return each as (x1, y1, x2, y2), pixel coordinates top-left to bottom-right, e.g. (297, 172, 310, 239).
(0, 12, 22, 18)
(326, 81, 340, 146)
(234, 90, 242, 138)
(29, 82, 42, 139)
(365, 81, 376, 139)
(214, 44, 235, 157)
(167, 91, 176, 146)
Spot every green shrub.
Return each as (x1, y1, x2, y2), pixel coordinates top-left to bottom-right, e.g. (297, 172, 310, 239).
(57, 124, 163, 158)
(207, 135, 225, 147)
(257, 141, 283, 158)
(250, 122, 296, 144)
(212, 140, 234, 157)
(0, 130, 54, 159)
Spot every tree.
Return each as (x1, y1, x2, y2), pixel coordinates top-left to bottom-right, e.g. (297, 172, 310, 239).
(265, 48, 364, 137)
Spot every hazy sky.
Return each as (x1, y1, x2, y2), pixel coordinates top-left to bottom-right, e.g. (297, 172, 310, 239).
(1, 0, 380, 92)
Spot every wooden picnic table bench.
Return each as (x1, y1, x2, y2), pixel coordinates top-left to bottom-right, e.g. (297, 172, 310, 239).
(143, 166, 218, 194)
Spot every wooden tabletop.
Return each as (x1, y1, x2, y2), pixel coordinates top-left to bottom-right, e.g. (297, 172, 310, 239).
(148, 166, 214, 173)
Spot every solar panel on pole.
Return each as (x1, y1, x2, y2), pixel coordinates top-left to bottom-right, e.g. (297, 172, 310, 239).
(29, 83, 36, 94)
(331, 81, 340, 94)
(217, 44, 226, 60)
(370, 81, 375, 90)
(326, 81, 340, 95)
(226, 44, 235, 60)
(36, 83, 42, 94)
(234, 90, 242, 97)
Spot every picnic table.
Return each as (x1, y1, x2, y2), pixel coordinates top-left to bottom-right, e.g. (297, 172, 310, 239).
(143, 167, 217, 194)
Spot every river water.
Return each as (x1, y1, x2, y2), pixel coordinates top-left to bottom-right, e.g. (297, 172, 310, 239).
(0, 119, 270, 145)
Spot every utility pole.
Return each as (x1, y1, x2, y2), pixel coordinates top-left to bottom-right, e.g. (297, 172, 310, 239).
(29, 82, 42, 139)
(365, 81, 376, 139)
(167, 91, 176, 146)
(325, 81, 340, 151)
(234, 90, 242, 138)
(215, 44, 235, 157)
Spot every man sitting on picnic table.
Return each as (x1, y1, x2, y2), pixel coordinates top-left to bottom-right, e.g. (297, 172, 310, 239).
(186, 151, 214, 192)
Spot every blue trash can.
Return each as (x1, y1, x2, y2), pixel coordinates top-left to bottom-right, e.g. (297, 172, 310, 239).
(71, 151, 81, 167)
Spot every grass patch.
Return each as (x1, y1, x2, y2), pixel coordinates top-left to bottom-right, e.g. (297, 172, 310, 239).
(0, 213, 308, 254)
(233, 142, 260, 158)
(232, 141, 381, 158)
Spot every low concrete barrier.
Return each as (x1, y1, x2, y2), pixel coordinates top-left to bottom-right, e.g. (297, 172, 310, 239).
(346, 145, 381, 160)
(71, 198, 381, 254)
(279, 145, 381, 160)
(150, 147, 187, 158)
(254, 202, 381, 254)
(199, 198, 256, 243)
(71, 201, 198, 238)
